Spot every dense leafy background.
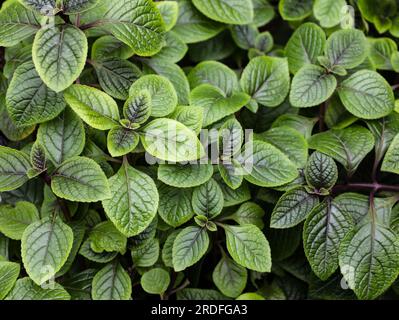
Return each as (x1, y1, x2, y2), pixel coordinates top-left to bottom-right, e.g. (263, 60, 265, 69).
(1, 0, 399, 301)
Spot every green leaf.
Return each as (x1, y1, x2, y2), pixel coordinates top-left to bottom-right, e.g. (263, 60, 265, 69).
(270, 187, 319, 229)
(158, 184, 194, 227)
(192, 0, 253, 25)
(32, 25, 88, 92)
(304, 199, 354, 280)
(98, 0, 165, 56)
(37, 108, 85, 165)
(123, 90, 152, 125)
(79, 238, 118, 263)
(6, 61, 66, 127)
(107, 126, 139, 157)
(0, 99, 36, 142)
(228, 202, 265, 229)
(369, 38, 397, 70)
(325, 29, 367, 69)
(324, 94, 358, 130)
(30, 141, 47, 174)
(213, 253, 247, 298)
(0, 201, 39, 240)
(382, 133, 399, 174)
(272, 114, 317, 140)
(91, 35, 135, 61)
(289, 64, 337, 108)
(223, 224, 271, 272)
(219, 118, 243, 159)
(188, 61, 239, 96)
(236, 292, 265, 300)
(143, 59, 190, 105)
(338, 70, 395, 119)
(333, 193, 370, 225)
(153, 31, 188, 63)
(279, 0, 313, 21)
(194, 214, 208, 226)
(192, 179, 224, 219)
(129, 215, 157, 244)
(308, 126, 375, 176)
(51, 156, 111, 202)
(391, 51, 399, 72)
(141, 118, 205, 162)
(205, 219, 218, 232)
(129, 75, 177, 118)
(188, 31, 234, 62)
(0, 233, 8, 261)
(241, 96, 295, 131)
(190, 84, 250, 127)
(0, 146, 30, 192)
(0, 1, 42, 47)
(367, 113, 399, 163)
(0, 260, 20, 300)
(339, 222, 399, 300)
(314, 0, 347, 28)
(102, 164, 159, 237)
(3, 42, 32, 79)
(162, 230, 179, 268)
(241, 140, 298, 188)
(240, 56, 290, 107)
(64, 0, 99, 14)
(230, 24, 259, 50)
(89, 221, 127, 254)
(64, 84, 120, 130)
(40, 185, 76, 220)
(158, 163, 213, 189)
(93, 58, 141, 100)
(172, 226, 209, 272)
(254, 31, 273, 53)
(173, 0, 224, 43)
(252, 0, 275, 27)
(56, 223, 85, 277)
(79, 209, 102, 228)
(141, 268, 170, 295)
(156, 1, 179, 32)
(218, 159, 244, 190)
(285, 22, 326, 74)
(92, 262, 132, 300)
(267, 225, 302, 262)
(254, 126, 308, 168)
(358, 0, 396, 31)
(21, 217, 73, 285)
(6, 278, 70, 300)
(18, 0, 56, 13)
(21, 1, 97, 15)
(305, 151, 338, 191)
(169, 105, 204, 134)
(131, 238, 160, 267)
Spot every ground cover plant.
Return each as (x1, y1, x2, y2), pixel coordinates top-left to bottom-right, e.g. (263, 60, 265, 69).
(1, 0, 399, 301)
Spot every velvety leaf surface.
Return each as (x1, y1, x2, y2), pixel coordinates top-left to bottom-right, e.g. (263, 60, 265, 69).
(6, 61, 66, 127)
(102, 164, 159, 237)
(32, 25, 88, 92)
(21, 217, 73, 285)
(92, 262, 132, 300)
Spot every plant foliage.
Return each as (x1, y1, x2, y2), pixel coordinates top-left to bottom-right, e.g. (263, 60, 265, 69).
(1, 0, 399, 301)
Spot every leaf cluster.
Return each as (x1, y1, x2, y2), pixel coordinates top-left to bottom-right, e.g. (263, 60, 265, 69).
(1, 0, 399, 301)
